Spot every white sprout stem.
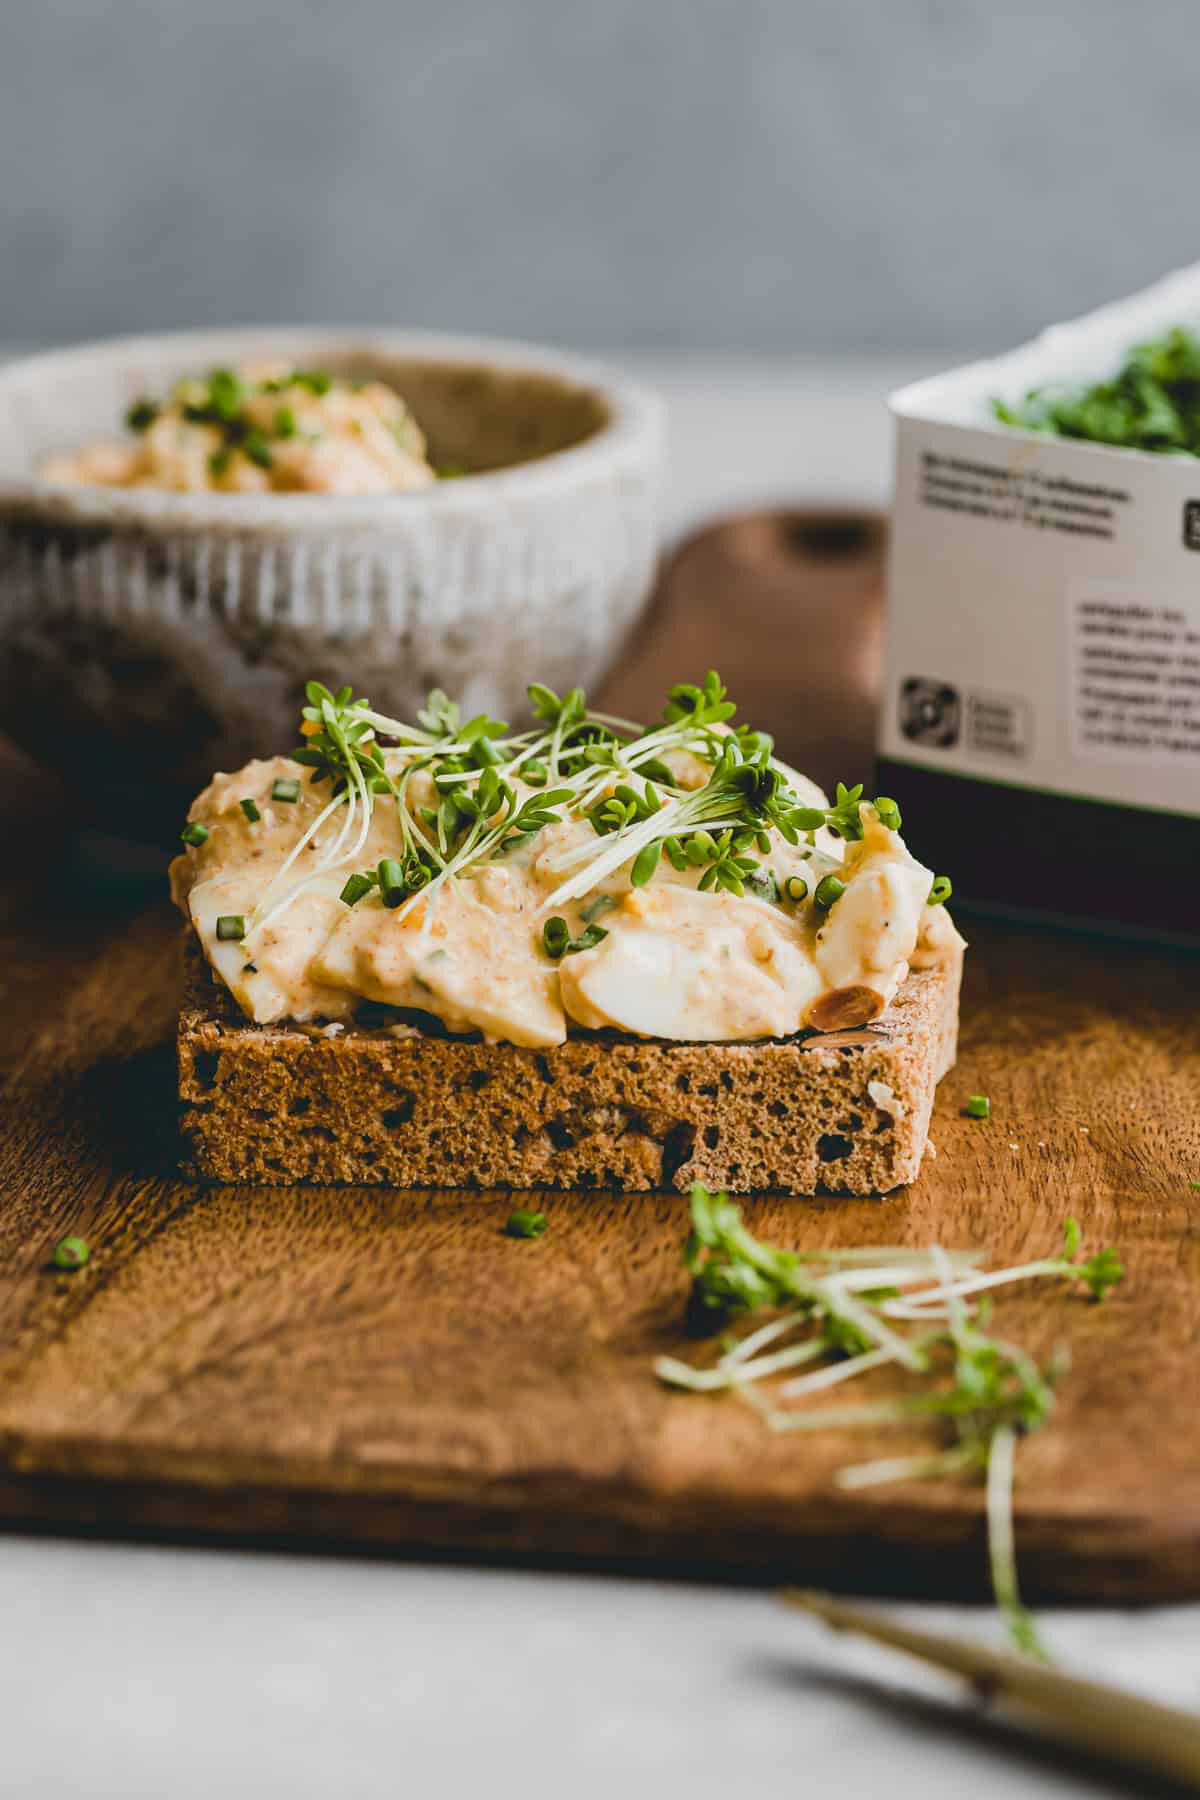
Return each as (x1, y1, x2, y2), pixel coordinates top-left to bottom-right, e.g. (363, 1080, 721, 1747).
(814, 1281, 926, 1372)
(246, 786, 352, 934)
(775, 1343, 904, 1399)
(880, 1259, 1072, 1318)
(834, 1446, 977, 1489)
(717, 1309, 810, 1368)
(802, 1247, 984, 1271)
(825, 1265, 959, 1296)
(986, 1425, 1022, 1618)
(585, 708, 646, 736)
(654, 1338, 824, 1393)
(541, 802, 686, 903)
(765, 1398, 919, 1436)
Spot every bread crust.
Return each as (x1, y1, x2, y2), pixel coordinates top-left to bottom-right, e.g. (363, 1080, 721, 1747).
(178, 935, 961, 1196)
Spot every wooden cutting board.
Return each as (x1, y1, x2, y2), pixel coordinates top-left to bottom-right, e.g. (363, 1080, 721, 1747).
(1, 510, 1198, 1602)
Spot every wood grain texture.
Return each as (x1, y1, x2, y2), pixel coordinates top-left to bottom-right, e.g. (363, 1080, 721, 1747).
(1, 511, 1198, 1599)
(0, 877, 1197, 1597)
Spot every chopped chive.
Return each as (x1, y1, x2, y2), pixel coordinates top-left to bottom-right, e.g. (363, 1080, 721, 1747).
(180, 821, 210, 847)
(271, 778, 301, 804)
(505, 1209, 547, 1239)
(813, 874, 846, 910)
(207, 368, 242, 419)
(295, 369, 333, 396)
(243, 429, 273, 470)
(216, 914, 246, 941)
(928, 875, 953, 906)
(377, 858, 406, 908)
(874, 796, 901, 831)
(966, 1094, 991, 1120)
(51, 1234, 90, 1271)
(542, 916, 570, 958)
(126, 399, 158, 434)
(240, 797, 261, 823)
(784, 874, 808, 903)
(207, 447, 233, 479)
(340, 871, 377, 907)
(274, 405, 298, 439)
(436, 462, 468, 479)
(565, 924, 607, 955)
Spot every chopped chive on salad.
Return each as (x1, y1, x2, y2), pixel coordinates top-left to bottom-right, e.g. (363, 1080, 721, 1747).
(993, 325, 1200, 456)
(658, 1185, 1123, 1661)
(183, 672, 950, 946)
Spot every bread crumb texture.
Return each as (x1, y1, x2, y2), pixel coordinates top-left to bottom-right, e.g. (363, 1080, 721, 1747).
(179, 940, 961, 1196)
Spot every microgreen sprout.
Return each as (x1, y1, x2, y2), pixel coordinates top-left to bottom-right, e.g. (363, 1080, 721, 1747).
(656, 1185, 1123, 1658)
(51, 1234, 90, 1271)
(230, 670, 951, 958)
(505, 1209, 548, 1239)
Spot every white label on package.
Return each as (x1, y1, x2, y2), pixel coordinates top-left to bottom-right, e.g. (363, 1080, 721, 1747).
(881, 413, 1200, 818)
(1068, 581, 1200, 766)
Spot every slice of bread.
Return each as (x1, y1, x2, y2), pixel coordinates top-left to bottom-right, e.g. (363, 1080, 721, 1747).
(178, 936, 961, 1196)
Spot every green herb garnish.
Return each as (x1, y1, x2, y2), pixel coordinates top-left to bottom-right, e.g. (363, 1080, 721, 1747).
(658, 1187, 1123, 1659)
(993, 326, 1200, 457)
(236, 670, 950, 956)
(240, 798, 261, 823)
(216, 914, 246, 941)
(542, 916, 609, 959)
(340, 871, 378, 907)
(126, 399, 158, 434)
(966, 1094, 991, 1120)
(813, 874, 846, 910)
(51, 1234, 90, 1270)
(271, 778, 301, 804)
(180, 821, 209, 847)
(505, 1209, 548, 1238)
(928, 875, 953, 906)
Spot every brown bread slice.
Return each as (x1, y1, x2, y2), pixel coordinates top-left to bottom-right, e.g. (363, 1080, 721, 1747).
(178, 937, 961, 1195)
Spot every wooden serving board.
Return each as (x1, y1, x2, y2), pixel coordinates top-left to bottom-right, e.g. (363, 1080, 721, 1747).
(1, 511, 1198, 1602)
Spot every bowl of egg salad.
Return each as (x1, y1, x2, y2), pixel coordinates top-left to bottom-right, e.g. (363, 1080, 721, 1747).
(0, 328, 663, 836)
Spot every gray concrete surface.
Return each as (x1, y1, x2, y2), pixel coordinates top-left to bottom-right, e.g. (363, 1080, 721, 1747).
(2, 0, 1196, 350)
(4, 1538, 1199, 1799)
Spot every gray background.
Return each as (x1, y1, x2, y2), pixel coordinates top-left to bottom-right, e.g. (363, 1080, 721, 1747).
(3, 0, 1196, 352)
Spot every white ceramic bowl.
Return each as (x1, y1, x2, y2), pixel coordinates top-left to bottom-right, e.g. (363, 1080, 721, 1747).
(0, 328, 664, 833)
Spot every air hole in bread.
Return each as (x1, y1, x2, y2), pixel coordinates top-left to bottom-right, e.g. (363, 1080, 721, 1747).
(661, 1122, 695, 1183)
(817, 1132, 854, 1162)
(193, 1050, 220, 1091)
(676, 1073, 691, 1093)
(468, 1070, 491, 1092)
(719, 1071, 734, 1093)
(769, 1100, 789, 1117)
(703, 1125, 720, 1149)
(546, 1116, 575, 1151)
(382, 1094, 416, 1128)
(289, 1095, 311, 1116)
